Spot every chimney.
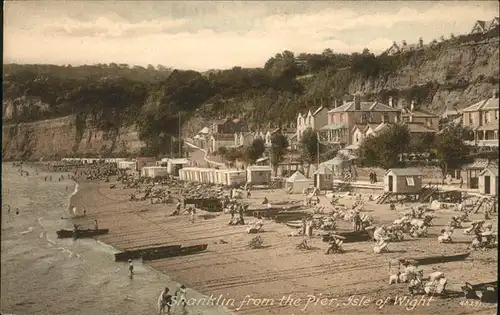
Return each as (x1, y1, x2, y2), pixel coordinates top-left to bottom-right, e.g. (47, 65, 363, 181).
(354, 94, 361, 110)
(410, 100, 415, 111)
(388, 96, 393, 108)
(418, 37, 423, 48)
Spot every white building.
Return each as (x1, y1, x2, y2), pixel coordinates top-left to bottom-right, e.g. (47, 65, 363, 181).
(296, 106, 328, 141)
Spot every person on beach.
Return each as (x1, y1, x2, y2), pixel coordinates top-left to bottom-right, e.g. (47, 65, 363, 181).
(158, 287, 172, 314)
(94, 220, 99, 230)
(128, 259, 134, 278)
(15, 208, 19, 215)
(175, 285, 187, 310)
(189, 206, 196, 223)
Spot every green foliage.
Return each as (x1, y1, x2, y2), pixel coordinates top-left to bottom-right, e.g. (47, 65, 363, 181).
(358, 124, 411, 169)
(245, 138, 266, 164)
(434, 124, 471, 174)
(299, 128, 321, 165)
(270, 134, 289, 173)
(408, 133, 436, 153)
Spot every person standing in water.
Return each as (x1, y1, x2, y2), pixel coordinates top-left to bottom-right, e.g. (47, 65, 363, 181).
(128, 259, 134, 279)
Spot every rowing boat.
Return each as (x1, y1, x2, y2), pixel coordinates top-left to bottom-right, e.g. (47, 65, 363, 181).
(56, 228, 109, 239)
(141, 244, 208, 261)
(114, 245, 181, 262)
(402, 252, 470, 266)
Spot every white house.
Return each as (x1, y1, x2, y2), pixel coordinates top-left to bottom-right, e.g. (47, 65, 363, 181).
(296, 106, 328, 141)
(470, 17, 499, 34)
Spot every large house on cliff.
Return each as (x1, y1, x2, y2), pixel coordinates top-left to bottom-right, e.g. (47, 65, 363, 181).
(470, 17, 500, 34)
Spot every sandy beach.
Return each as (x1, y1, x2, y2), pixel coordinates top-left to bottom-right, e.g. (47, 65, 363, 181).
(68, 172, 498, 315)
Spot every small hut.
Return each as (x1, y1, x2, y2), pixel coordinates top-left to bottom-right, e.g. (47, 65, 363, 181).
(478, 166, 498, 196)
(384, 168, 423, 194)
(285, 171, 314, 194)
(246, 165, 272, 185)
(313, 164, 334, 190)
(224, 170, 247, 187)
(141, 166, 169, 178)
(167, 158, 189, 176)
(464, 159, 492, 189)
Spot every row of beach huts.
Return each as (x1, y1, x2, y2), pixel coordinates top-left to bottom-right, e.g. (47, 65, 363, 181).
(179, 166, 273, 186)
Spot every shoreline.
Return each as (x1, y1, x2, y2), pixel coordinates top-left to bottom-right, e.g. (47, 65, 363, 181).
(69, 177, 498, 315)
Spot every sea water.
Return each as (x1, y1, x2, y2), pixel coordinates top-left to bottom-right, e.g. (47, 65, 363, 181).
(1, 163, 231, 315)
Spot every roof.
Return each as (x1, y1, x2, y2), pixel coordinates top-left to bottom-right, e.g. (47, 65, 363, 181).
(169, 158, 189, 164)
(386, 168, 423, 176)
(321, 123, 346, 131)
(464, 159, 496, 169)
(312, 106, 325, 116)
(314, 164, 334, 175)
(328, 101, 399, 113)
(474, 124, 498, 131)
(479, 167, 499, 177)
(247, 165, 272, 171)
(323, 157, 345, 166)
(401, 109, 438, 118)
(406, 123, 437, 133)
(212, 133, 235, 141)
(462, 97, 499, 112)
(286, 171, 311, 182)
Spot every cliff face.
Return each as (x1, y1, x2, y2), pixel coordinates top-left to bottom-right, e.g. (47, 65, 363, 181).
(347, 38, 500, 110)
(2, 115, 145, 160)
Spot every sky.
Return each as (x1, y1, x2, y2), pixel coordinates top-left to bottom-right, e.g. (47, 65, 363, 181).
(4, 1, 499, 71)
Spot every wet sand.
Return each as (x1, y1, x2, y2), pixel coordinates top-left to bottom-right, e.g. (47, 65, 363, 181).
(71, 177, 498, 315)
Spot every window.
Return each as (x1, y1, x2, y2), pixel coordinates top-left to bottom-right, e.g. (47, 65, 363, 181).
(495, 110, 499, 120)
(339, 113, 344, 123)
(405, 177, 415, 186)
(383, 114, 389, 123)
(468, 114, 473, 125)
(485, 112, 490, 124)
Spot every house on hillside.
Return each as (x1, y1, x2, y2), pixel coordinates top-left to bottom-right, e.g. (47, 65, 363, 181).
(234, 132, 255, 147)
(461, 91, 499, 148)
(385, 38, 424, 56)
(399, 100, 440, 130)
(209, 133, 235, 153)
(322, 94, 400, 147)
(441, 104, 462, 121)
(212, 117, 245, 134)
(470, 17, 500, 34)
(296, 106, 328, 141)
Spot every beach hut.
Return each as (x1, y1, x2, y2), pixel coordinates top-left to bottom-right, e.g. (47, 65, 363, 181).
(225, 170, 247, 187)
(167, 158, 189, 176)
(384, 168, 423, 194)
(118, 161, 137, 171)
(464, 159, 492, 189)
(246, 165, 272, 185)
(141, 166, 169, 178)
(478, 166, 498, 196)
(285, 171, 314, 194)
(313, 164, 334, 190)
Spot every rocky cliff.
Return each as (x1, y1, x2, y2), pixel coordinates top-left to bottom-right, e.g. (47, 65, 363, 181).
(2, 115, 145, 160)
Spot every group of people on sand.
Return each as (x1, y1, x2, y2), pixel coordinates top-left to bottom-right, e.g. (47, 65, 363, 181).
(158, 284, 188, 314)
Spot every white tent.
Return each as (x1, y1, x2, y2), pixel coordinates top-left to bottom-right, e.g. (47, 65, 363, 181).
(286, 171, 314, 194)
